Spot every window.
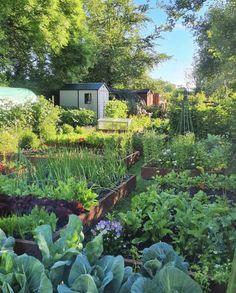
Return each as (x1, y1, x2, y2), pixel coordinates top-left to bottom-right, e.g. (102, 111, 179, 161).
(84, 93, 92, 104)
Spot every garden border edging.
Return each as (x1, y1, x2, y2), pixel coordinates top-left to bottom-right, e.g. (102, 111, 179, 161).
(13, 175, 136, 259)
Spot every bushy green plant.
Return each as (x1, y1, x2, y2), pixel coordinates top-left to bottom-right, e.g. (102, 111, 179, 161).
(168, 97, 234, 138)
(61, 123, 74, 134)
(150, 118, 170, 134)
(118, 186, 236, 288)
(0, 216, 202, 292)
(154, 170, 236, 192)
(105, 99, 128, 118)
(142, 132, 231, 171)
(60, 108, 96, 127)
(0, 207, 57, 239)
(18, 129, 41, 150)
(31, 96, 60, 140)
(0, 100, 34, 129)
(0, 129, 19, 154)
(143, 131, 166, 166)
(129, 114, 151, 131)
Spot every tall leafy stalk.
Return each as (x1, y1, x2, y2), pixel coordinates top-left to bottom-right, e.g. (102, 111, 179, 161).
(227, 248, 236, 293)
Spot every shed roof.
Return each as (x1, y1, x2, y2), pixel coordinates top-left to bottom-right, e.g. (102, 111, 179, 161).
(61, 83, 109, 91)
(135, 89, 153, 94)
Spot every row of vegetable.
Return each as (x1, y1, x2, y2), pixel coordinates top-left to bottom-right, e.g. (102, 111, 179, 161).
(0, 215, 202, 292)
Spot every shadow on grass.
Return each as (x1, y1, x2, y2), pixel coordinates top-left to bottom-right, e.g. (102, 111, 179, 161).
(113, 158, 154, 214)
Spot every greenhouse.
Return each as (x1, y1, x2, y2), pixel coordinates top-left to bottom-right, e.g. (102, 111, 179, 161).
(0, 87, 37, 107)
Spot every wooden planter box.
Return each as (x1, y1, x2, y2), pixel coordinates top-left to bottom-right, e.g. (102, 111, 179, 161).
(124, 151, 140, 168)
(141, 166, 203, 180)
(209, 283, 227, 293)
(141, 166, 170, 179)
(13, 175, 136, 259)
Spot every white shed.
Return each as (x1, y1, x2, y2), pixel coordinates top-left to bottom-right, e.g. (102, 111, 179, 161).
(59, 83, 109, 119)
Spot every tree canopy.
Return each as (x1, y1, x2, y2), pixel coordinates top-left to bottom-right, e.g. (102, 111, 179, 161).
(193, 0, 236, 95)
(84, 0, 168, 87)
(0, 0, 93, 93)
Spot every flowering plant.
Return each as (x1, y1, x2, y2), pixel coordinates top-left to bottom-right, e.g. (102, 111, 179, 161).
(0, 161, 12, 175)
(91, 220, 126, 255)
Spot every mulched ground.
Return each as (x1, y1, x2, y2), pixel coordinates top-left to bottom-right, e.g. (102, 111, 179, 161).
(0, 194, 86, 229)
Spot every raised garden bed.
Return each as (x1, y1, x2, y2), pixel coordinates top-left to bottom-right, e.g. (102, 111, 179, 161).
(141, 165, 225, 180)
(0, 175, 136, 259)
(124, 151, 140, 168)
(141, 166, 171, 179)
(23, 151, 140, 168)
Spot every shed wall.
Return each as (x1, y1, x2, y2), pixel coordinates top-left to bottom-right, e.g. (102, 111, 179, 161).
(78, 90, 97, 114)
(98, 85, 109, 118)
(60, 90, 78, 107)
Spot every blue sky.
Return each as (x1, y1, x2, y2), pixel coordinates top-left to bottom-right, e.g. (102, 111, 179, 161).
(135, 0, 197, 86)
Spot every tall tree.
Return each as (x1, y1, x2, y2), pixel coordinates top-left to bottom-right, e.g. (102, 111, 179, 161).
(84, 0, 168, 87)
(193, 0, 236, 94)
(0, 0, 94, 94)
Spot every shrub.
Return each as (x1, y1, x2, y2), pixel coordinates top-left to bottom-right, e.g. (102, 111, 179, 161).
(61, 124, 74, 134)
(129, 114, 151, 131)
(0, 129, 19, 154)
(60, 108, 96, 127)
(105, 99, 128, 118)
(168, 97, 234, 138)
(31, 96, 60, 140)
(0, 100, 33, 129)
(18, 130, 40, 150)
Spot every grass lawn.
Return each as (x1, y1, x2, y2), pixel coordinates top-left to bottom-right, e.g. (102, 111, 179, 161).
(113, 158, 154, 214)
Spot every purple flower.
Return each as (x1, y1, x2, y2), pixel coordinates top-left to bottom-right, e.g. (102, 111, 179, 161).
(93, 220, 123, 238)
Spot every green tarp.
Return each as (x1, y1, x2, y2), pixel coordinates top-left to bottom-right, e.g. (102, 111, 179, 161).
(0, 87, 37, 107)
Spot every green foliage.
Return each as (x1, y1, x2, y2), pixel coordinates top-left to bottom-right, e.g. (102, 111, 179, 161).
(129, 115, 152, 132)
(0, 129, 19, 154)
(150, 118, 170, 134)
(0, 0, 92, 93)
(31, 96, 60, 140)
(0, 229, 15, 253)
(60, 108, 96, 127)
(168, 97, 235, 138)
(0, 207, 57, 240)
(34, 215, 84, 270)
(61, 124, 74, 134)
(227, 248, 236, 293)
(118, 186, 236, 287)
(105, 99, 128, 118)
(0, 148, 126, 208)
(143, 131, 166, 166)
(0, 100, 33, 130)
(84, 1, 167, 87)
(154, 171, 236, 192)
(18, 129, 41, 150)
(0, 216, 202, 292)
(142, 132, 231, 171)
(0, 253, 53, 292)
(194, 1, 236, 93)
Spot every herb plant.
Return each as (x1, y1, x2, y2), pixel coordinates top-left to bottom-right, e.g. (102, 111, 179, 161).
(0, 207, 57, 240)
